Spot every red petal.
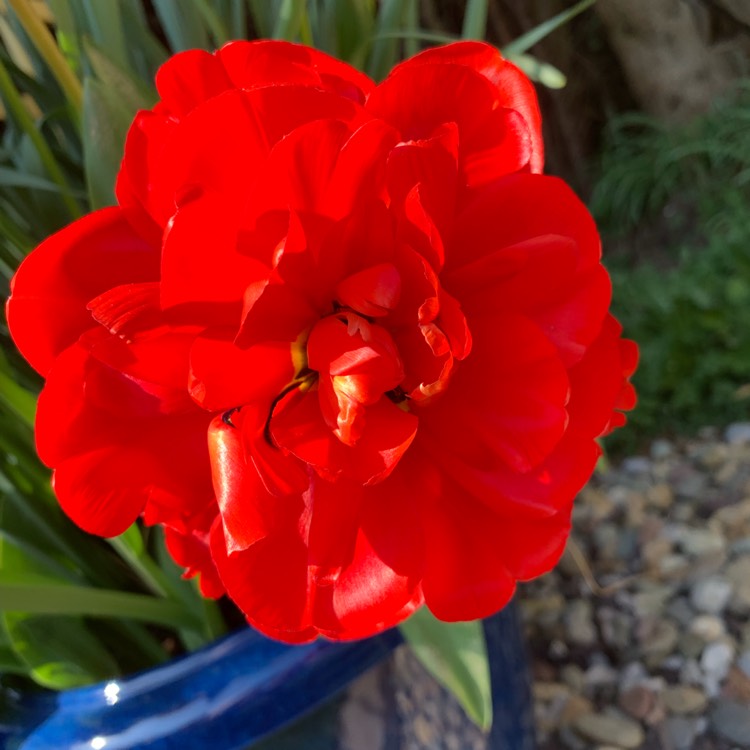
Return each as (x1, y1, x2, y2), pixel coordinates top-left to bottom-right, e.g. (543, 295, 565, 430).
(161, 192, 267, 312)
(164, 524, 225, 599)
(208, 415, 282, 552)
(210, 503, 316, 641)
(419, 472, 516, 622)
(7, 208, 159, 376)
(312, 463, 425, 638)
(53, 447, 151, 537)
(306, 475, 363, 585)
(189, 331, 294, 411)
(116, 110, 180, 231)
(155, 49, 232, 118)
(418, 313, 569, 475)
(217, 40, 374, 103)
(87, 282, 162, 340)
(335, 263, 401, 317)
(160, 87, 363, 215)
(394, 41, 543, 173)
(446, 174, 608, 365)
(270, 389, 418, 485)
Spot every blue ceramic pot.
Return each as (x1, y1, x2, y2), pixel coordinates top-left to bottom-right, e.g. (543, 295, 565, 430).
(0, 602, 534, 750)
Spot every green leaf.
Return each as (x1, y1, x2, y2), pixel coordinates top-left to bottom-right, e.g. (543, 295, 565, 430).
(367, 0, 407, 80)
(82, 75, 132, 208)
(272, 0, 306, 41)
(399, 608, 492, 730)
(2, 612, 119, 689)
(83, 39, 157, 113)
(0, 364, 36, 428)
(0, 576, 203, 632)
(151, 0, 210, 52)
(461, 0, 489, 40)
(503, 0, 597, 56)
(79, 0, 130, 72)
(506, 53, 567, 89)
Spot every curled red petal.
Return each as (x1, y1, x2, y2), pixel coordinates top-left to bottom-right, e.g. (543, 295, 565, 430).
(208, 414, 284, 553)
(7, 208, 159, 376)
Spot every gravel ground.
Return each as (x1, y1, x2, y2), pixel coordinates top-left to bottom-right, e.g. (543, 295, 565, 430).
(520, 423, 750, 750)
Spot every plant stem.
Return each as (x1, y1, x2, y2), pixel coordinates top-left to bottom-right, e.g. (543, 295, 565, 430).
(0, 57, 81, 219)
(6, 0, 83, 117)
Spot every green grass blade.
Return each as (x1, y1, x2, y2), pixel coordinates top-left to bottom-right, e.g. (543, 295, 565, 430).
(272, 0, 306, 41)
(368, 0, 407, 80)
(0, 578, 204, 631)
(503, 0, 597, 56)
(0, 56, 81, 219)
(151, 0, 210, 52)
(6, 0, 83, 116)
(461, 0, 488, 40)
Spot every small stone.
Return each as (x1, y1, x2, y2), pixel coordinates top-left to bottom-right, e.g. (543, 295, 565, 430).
(679, 632, 706, 660)
(662, 685, 708, 714)
(573, 712, 645, 749)
(659, 554, 689, 579)
(726, 422, 750, 445)
(673, 469, 708, 500)
(723, 665, 750, 703)
(632, 586, 673, 617)
(622, 456, 651, 475)
(666, 597, 695, 628)
(560, 664, 586, 693)
(738, 650, 750, 679)
(559, 725, 588, 750)
(619, 662, 649, 693)
(690, 575, 733, 614)
(593, 523, 620, 562)
(711, 699, 750, 747)
(725, 556, 750, 616)
(701, 640, 735, 695)
(618, 684, 658, 720)
(650, 439, 675, 461)
(597, 607, 633, 650)
(559, 694, 593, 727)
(679, 659, 703, 686)
(640, 619, 679, 664)
(564, 600, 597, 647)
(664, 716, 699, 750)
(585, 662, 619, 690)
(533, 682, 570, 702)
(679, 528, 725, 557)
(689, 614, 726, 642)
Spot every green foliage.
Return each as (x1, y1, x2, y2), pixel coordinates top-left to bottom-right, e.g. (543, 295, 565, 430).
(399, 607, 492, 730)
(593, 84, 750, 448)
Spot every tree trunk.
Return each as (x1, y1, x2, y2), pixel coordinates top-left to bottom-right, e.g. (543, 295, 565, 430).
(594, 0, 741, 122)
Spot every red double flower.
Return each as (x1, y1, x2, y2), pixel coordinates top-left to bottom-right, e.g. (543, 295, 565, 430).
(8, 41, 636, 642)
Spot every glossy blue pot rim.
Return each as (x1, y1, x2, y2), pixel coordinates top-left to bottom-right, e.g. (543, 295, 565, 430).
(1, 602, 535, 750)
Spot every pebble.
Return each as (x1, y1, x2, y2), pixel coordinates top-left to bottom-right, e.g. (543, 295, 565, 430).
(663, 685, 708, 714)
(565, 600, 597, 647)
(664, 716, 700, 750)
(573, 713, 645, 749)
(710, 699, 750, 747)
(678, 528, 725, 557)
(725, 422, 750, 445)
(689, 614, 726, 642)
(690, 576, 734, 614)
(700, 641, 735, 695)
(617, 684, 658, 720)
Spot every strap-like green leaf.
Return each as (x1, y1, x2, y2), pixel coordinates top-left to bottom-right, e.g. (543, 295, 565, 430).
(399, 607, 493, 730)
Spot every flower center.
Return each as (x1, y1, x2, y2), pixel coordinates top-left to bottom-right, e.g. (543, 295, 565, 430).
(307, 312, 405, 446)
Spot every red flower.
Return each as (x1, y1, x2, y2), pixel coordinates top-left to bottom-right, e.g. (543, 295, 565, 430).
(7, 41, 636, 641)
